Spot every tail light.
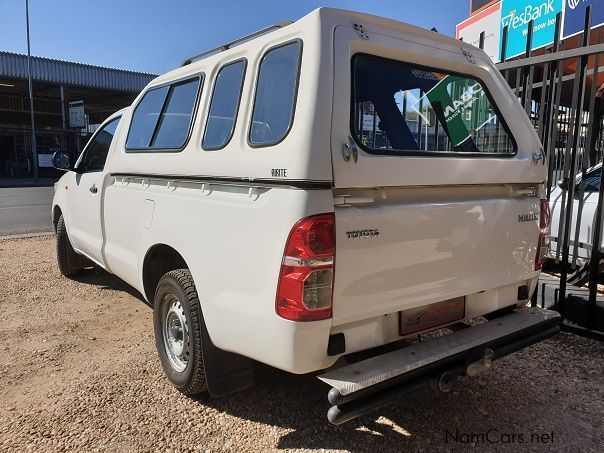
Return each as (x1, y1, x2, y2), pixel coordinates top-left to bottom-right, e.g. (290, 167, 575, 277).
(535, 199, 551, 271)
(539, 198, 551, 229)
(276, 213, 335, 321)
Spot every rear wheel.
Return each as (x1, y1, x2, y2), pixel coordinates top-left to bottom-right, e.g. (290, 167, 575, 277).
(56, 214, 84, 277)
(154, 269, 208, 395)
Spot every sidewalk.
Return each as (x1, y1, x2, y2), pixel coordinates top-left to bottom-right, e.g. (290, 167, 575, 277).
(0, 178, 59, 188)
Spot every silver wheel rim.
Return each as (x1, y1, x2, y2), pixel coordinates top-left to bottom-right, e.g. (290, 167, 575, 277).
(161, 295, 190, 372)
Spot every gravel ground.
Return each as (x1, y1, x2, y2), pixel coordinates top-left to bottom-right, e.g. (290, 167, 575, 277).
(0, 236, 603, 452)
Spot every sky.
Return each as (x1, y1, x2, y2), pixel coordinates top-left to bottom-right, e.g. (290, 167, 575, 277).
(0, 0, 470, 75)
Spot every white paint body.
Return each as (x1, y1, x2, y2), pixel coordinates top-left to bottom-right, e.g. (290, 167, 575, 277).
(52, 8, 546, 374)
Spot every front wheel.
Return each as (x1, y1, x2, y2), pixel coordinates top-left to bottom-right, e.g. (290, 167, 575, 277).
(153, 269, 208, 395)
(56, 214, 84, 277)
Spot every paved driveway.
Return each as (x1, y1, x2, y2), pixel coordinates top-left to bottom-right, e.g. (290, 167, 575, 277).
(0, 186, 54, 236)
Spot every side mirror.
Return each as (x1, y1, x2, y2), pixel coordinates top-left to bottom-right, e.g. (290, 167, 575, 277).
(53, 151, 72, 171)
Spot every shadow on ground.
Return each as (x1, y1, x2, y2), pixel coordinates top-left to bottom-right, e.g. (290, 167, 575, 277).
(194, 364, 441, 451)
(192, 344, 578, 452)
(72, 266, 150, 306)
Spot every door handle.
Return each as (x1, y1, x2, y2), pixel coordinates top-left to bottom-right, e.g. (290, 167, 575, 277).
(342, 136, 359, 163)
(89, 184, 98, 194)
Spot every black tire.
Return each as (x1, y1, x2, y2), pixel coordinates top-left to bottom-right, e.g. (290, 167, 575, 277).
(56, 214, 84, 277)
(153, 269, 208, 395)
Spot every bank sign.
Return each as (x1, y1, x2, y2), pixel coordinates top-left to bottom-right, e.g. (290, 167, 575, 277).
(457, 2, 503, 63)
(501, 0, 563, 59)
(563, 0, 604, 38)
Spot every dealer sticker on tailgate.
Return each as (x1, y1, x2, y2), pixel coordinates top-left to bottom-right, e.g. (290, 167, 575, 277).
(399, 297, 465, 335)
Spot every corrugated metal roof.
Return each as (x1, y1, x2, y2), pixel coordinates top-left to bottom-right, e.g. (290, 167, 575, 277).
(0, 51, 157, 92)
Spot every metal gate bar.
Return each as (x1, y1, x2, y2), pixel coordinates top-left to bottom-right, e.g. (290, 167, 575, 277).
(496, 5, 603, 341)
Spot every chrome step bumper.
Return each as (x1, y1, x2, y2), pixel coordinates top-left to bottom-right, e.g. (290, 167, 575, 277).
(318, 307, 561, 425)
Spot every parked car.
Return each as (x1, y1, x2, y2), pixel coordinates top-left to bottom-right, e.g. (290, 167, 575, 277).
(549, 163, 603, 264)
(51, 8, 560, 424)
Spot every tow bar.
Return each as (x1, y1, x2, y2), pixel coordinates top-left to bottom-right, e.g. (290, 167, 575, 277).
(319, 308, 560, 425)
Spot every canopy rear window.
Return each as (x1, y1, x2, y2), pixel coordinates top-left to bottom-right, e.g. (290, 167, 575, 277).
(352, 54, 516, 156)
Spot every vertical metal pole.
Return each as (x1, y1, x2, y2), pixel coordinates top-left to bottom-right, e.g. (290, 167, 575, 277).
(588, 138, 604, 330)
(545, 12, 563, 201)
(514, 68, 522, 98)
(585, 24, 602, 332)
(537, 61, 550, 141)
(60, 85, 66, 130)
(559, 6, 592, 316)
(522, 21, 534, 113)
(418, 96, 423, 150)
(573, 56, 600, 266)
(434, 111, 440, 151)
(585, 55, 600, 166)
(531, 285, 538, 307)
(588, 96, 603, 165)
(371, 110, 377, 148)
(500, 26, 508, 63)
(25, 0, 37, 180)
(76, 132, 81, 155)
(358, 103, 364, 142)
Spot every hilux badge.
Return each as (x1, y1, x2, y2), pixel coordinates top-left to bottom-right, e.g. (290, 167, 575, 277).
(518, 213, 539, 223)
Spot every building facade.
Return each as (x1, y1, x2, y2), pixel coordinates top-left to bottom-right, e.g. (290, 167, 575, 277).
(0, 51, 156, 178)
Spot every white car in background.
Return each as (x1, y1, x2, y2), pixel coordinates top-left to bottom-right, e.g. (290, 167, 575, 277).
(549, 163, 603, 264)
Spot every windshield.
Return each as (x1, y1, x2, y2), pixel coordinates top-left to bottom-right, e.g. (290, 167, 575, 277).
(352, 54, 516, 156)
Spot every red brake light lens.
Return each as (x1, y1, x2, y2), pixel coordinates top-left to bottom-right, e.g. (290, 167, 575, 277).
(283, 215, 334, 258)
(276, 214, 335, 322)
(540, 199, 551, 229)
(536, 199, 551, 271)
(535, 233, 549, 271)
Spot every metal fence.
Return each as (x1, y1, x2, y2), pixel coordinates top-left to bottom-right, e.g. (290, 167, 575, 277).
(494, 6, 604, 342)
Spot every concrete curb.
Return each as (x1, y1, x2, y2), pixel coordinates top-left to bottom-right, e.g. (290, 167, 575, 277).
(0, 231, 54, 240)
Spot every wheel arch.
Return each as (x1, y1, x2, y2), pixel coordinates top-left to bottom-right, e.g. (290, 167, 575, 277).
(142, 243, 189, 304)
(52, 205, 63, 233)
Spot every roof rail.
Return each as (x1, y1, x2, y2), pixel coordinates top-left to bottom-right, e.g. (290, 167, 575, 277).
(181, 21, 293, 66)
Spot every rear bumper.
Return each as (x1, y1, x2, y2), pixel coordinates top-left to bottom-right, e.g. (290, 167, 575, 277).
(318, 307, 560, 425)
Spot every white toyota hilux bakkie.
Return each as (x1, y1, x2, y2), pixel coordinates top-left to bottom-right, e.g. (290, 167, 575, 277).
(52, 8, 560, 424)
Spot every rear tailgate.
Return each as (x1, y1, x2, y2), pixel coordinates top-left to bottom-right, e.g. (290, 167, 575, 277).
(330, 24, 546, 326)
(332, 185, 540, 325)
